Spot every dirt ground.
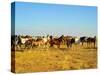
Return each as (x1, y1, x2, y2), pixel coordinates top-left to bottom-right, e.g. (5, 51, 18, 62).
(11, 44, 97, 73)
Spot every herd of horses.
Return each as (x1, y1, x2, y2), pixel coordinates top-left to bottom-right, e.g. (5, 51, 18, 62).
(11, 35, 97, 50)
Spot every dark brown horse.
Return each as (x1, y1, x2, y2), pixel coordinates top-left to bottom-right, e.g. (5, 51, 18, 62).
(66, 38, 75, 48)
(49, 35, 64, 48)
(80, 36, 87, 45)
(86, 36, 96, 47)
(24, 39, 34, 49)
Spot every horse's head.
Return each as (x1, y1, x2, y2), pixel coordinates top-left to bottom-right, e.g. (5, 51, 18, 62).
(50, 35, 53, 39)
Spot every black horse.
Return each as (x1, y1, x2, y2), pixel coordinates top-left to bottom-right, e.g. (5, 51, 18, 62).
(80, 36, 96, 47)
(86, 36, 96, 47)
(80, 36, 87, 45)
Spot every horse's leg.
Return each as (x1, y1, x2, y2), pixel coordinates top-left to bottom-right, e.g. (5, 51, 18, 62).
(47, 42, 49, 49)
(70, 43, 72, 48)
(27, 44, 29, 49)
(87, 42, 88, 47)
(90, 42, 92, 47)
(94, 41, 96, 48)
(16, 44, 19, 50)
(92, 41, 94, 47)
(26, 42, 29, 49)
(28, 43, 31, 49)
(19, 43, 22, 50)
(25, 42, 28, 49)
(82, 42, 83, 45)
(68, 44, 70, 48)
(57, 44, 60, 48)
(43, 42, 45, 49)
(67, 44, 69, 48)
(45, 42, 47, 49)
(67, 43, 69, 48)
(89, 42, 91, 47)
(70, 43, 73, 50)
(13, 44, 16, 51)
(31, 41, 34, 49)
(30, 42, 32, 49)
(16, 44, 20, 50)
(26, 43, 29, 49)
(50, 42, 53, 47)
(30, 43, 32, 49)
(15, 44, 17, 50)
(87, 42, 90, 48)
(50, 44, 52, 47)
(31, 43, 33, 48)
(69, 42, 71, 48)
(24, 43, 26, 49)
(71, 43, 73, 50)
(32, 43, 35, 48)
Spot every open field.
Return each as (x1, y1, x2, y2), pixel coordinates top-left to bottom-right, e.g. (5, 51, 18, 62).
(11, 44, 97, 73)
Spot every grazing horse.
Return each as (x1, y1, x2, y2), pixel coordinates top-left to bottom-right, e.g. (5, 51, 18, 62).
(49, 35, 64, 48)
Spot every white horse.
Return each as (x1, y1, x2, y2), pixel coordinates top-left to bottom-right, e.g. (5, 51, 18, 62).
(74, 37, 80, 44)
(42, 36, 50, 48)
(17, 36, 29, 49)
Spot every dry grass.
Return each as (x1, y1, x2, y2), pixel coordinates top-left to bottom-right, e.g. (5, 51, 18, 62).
(11, 44, 97, 73)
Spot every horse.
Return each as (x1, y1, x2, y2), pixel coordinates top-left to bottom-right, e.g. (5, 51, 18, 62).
(86, 36, 96, 47)
(11, 35, 16, 51)
(41, 36, 50, 48)
(80, 36, 96, 47)
(31, 35, 50, 48)
(49, 35, 64, 48)
(80, 36, 87, 45)
(63, 36, 80, 48)
(11, 35, 20, 50)
(66, 37, 75, 48)
(12, 35, 32, 50)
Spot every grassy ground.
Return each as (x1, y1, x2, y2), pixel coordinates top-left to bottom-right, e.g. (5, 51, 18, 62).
(11, 44, 97, 73)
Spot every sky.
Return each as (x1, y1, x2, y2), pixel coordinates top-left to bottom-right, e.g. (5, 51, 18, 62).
(12, 2, 97, 37)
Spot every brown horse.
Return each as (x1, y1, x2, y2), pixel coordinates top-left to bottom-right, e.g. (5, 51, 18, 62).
(49, 35, 64, 48)
(66, 38, 75, 48)
(25, 39, 34, 49)
(86, 36, 96, 47)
